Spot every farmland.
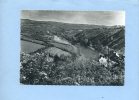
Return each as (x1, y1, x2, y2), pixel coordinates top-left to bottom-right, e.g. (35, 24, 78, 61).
(21, 40, 45, 53)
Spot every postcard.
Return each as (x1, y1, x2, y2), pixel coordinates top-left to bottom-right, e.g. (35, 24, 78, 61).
(1, 0, 139, 100)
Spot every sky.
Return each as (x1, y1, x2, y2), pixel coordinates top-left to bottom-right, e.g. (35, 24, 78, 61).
(21, 10, 125, 26)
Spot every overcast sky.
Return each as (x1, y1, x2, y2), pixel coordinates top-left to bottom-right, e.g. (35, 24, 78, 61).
(21, 10, 125, 26)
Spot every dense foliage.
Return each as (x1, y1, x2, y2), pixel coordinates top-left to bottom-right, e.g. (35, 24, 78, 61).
(20, 49, 124, 85)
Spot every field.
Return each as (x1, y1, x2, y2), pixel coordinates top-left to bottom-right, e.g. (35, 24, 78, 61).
(20, 19, 125, 85)
(21, 40, 45, 53)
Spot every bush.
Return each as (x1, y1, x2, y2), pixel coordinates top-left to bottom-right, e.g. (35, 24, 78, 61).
(20, 50, 124, 85)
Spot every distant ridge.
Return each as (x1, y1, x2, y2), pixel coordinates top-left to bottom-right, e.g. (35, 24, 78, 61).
(21, 18, 124, 27)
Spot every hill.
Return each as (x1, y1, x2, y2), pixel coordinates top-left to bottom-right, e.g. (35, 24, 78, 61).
(21, 19, 125, 53)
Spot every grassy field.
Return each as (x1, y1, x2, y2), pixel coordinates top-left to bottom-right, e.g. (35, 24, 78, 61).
(21, 40, 45, 53)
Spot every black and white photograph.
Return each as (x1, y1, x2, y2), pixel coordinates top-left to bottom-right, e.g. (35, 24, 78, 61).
(20, 10, 125, 85)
